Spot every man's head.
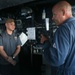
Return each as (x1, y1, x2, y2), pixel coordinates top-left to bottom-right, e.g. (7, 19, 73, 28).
(52, 1, 72, 26)
(5, 18, 15, 31)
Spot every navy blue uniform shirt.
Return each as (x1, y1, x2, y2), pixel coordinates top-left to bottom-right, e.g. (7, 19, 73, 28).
(43, 17, 75, 75)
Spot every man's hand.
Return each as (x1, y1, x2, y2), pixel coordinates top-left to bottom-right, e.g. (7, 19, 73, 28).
(7, 56, 16, 66)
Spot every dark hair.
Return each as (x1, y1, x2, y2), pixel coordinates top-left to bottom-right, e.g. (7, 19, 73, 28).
(41, 32, 49, 40)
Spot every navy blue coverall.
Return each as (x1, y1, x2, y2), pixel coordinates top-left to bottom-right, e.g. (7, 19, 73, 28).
(43, 17, 75, 75)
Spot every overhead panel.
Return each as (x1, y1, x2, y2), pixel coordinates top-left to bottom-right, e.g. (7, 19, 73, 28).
(0, 0, 34, 10)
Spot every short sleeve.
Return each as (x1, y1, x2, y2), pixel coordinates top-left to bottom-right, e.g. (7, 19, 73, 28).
(17, 37, 22, 46)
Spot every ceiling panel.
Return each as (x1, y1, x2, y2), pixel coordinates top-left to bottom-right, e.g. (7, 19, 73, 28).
(0, 0, 75, 10)
(0, 0, 34, 10)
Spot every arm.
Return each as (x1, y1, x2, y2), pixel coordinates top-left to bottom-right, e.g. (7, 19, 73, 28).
(0, 46, 16, 65)
(0, 46, 9, 60)
(12, 36, 21, 58)
(13, 45, 21, 58)
(41, 25, 70, 66)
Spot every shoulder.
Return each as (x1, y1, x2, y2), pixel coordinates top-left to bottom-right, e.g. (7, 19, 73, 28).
(0, 31, 6, 36)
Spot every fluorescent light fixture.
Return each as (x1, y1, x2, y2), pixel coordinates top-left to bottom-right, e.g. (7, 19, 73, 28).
(45, 18, 49, 31)
(42, 9, 46, 19)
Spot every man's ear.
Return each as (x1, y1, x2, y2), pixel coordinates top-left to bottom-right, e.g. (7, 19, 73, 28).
(62, 9, 65, 16)
(5, 23, 8, 27)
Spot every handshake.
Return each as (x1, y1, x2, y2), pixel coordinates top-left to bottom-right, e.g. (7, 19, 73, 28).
(7, 56, 16, 66)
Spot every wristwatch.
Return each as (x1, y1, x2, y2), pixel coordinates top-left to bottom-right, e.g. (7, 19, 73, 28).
(12, 56, 15, 59)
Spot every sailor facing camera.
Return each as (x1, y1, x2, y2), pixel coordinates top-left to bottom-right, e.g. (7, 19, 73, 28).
(0, 18, 21, 75)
